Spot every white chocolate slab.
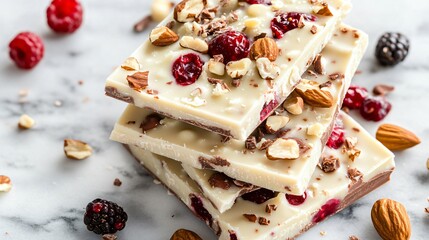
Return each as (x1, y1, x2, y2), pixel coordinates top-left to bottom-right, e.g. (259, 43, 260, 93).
(105, 0, 351, 140)
(110, 25, 368, 194)
(127, 113, 395, 240)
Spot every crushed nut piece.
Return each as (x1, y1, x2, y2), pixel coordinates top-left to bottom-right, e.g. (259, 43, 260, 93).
(313, 54, 326, 75)
(265, 115, 289, 133)
(347, 167, 363, 184)
(226, 58, 252, 79)
(127, 71, 149, 92)
(208, 172, 233, 190)
(18, 114, 35, 129)
(0, 175, 12, 192)
(133, 15, 152, 33)
(307, 123, 324, 137)
(320, 231, 327, 236)
(150, 26, 179, 46)
(258, 217, 270, 225)
(245, 136, 257, 150)
(349, 235, 359, 240)
(265, 204, 277, 213)
(310, 25, 318, 34)
(373, 84, 395, 96)
(102, 234, 118, 240)
(343, 137, 361, 161)
(151, 0, 173, 22)
(266, 138, 300, 160)
(174, 0, 207, 23)
(283, 96, 304, 115)
(319, 155, 340, 173)
(113, 178, 122, 187)
(179, 36, 209, 53)
(64, 139, 93, 160)
(243, 214, 257, 223)
(208, 58, 225, 76)
(121, 57, 140, 71)
(140, 113, 164, 132)
(256, 58, 280, 80)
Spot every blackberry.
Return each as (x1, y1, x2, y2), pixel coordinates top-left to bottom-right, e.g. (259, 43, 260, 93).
(83, 199, 128, 235)
(375, 32, 409, 66)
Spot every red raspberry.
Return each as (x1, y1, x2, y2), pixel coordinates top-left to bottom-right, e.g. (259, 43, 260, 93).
(360, 96, 392, 121)
(271, 12, 317, 39)
(172, 53, 204, 86)
(9, 32, 44, 69)
(286, 192, 307, 206)
(343, 85, 368, 109)
(245, 0, 271, 4)
(47, 0, 83, 33)
(208, 31, 250, 64)
(326, 119, 345, 149)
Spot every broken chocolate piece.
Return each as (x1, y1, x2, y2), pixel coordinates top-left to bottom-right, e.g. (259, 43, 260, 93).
(208, 172, 233, 190)
(140, 113, 163, 132)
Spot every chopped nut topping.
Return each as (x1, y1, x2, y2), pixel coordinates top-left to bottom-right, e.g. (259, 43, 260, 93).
(310, 25, 318, 34)
(373, 84, 395, 96)
(0, 175, 12, 192)
(343, 137, 361, 161)
(313, 3, 333, 16)
(347, 167, 363, 184)
(208, 172, 233, 190)
(113, 178, 122, 187)
(349, 235, 360, 240)
(208, 59, 226, 76)
(150, 26, 179, 46)
(258, 217, 270, 225)
(179, 36, 209, 53)
(212, 83, 230, 96)
(283, 96, 304, 115)
(245, 136, 257, 150)
(319, 155, 340, 173)
(127, 71, 149, 92)
(265, 204, 277, 213)
(102, 234, 118, 240)
(307, 123, 324, 137)
(265, 115, 289, 134)
(266, 138, 300, 160)
(313, 54, 326, 75)
(121, 57, 140, 71)
(140, 113, 164, 132)
(18, 114, 35, 129)
(64, 139, 93, 160)
(133, 15, 152, 33)
(243, 214, 257, 223)
(174, 0, 207, 23)
(151, 0, 173, 22)
(256, 58, 280, 80)
(226, 58, 252, 79)
(427, 158, 429, 170)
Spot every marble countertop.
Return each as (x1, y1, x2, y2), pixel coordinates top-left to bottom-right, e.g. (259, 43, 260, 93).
(1, 0, 428, 239)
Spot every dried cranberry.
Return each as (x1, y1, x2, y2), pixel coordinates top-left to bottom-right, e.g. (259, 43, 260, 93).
(360, 96, 392, 121)
(47, 0, 84, 33)
(172, 53, 204, 86)
(260, 97, 279, 121)
(271, 12, 317, 39)
(9, 32, 44, 69)
(208, 31, 250, 63)
(343, 85, 368, 109)
(242, 188, 276, 204)
(326, 118, 345, 149)
(190, 194, 213, 225)
(229, 232, 238, 240)
(245, 0, 271, 4)
(312, 199, 341, 223)
(286, 192, 307, 206)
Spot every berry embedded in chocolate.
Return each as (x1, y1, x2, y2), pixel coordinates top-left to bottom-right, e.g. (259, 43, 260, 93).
(326, 119, 345, 149)
(312, 198, 341, 223)
(83, 199, 128, 235)
(46, 0, 84, 33)
(260, 97, 279, 121)
(241, 188, 277, 204)
(343, 85, 368, 110)
(271, 12, 317, 39)
(375, 32, 410, 66)
(172, 53, 204, 86)
(9, 32, 44, 69)
(208, 31, 250, 64)
(360, 96, 392, 122)
(190, 194, 213, 225)
(245, 0, 272, 4)
(286, 192, 307, 206)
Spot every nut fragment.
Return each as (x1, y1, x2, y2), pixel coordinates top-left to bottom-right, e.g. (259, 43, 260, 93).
(64, 139, 93, 160)
(313, 54, 326, 75)
(313, 3, 333, 16)
(283, 96, 304, 115)
(295, 80, 334, 108)
(266, 138, 300, 160)
(174, 0, 207, 23)
(371, 199, 411, 240)
(0, 175, 12, 192)
(121, 57, 140, 71)
(179, 36, 208, 53)
(170, 228, 202, 240)
(426, 158, 429, 171)
(151, 0, 173, 22)
(319, 155, 340, 173)
(376, 124, 421, 151)
(265, 115, 289, 133)
(373, 84, 395, 96)
(212, 82, 229, 96)
(208, 172, 232, 190)
(250, 37, 279, 62)
(307, 123, 324, 137)
(226, 58, 252, 79)
(127, 71, 149, 92)
(18, 114, 35, 129)
(243, 214, 257, 222)
(256, 58, 280, 80)
(343, 137, 361, 161)
(208, 58, 225, 76)
(150, 26, 179, 46)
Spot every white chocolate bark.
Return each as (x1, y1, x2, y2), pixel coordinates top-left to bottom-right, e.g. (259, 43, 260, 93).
(105, 0, 351, 141)
(110, 25, 368, 194)
(127, 113, 395, 240)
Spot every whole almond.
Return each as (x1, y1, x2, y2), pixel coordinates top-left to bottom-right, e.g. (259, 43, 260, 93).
(295, 84, 333, 108)
(376, 124, 420, 151)
(371, 199, 411, 240)
(150, 26, 179, 46)
(250, 37, 279, 61)
(170, 229, 202, 240)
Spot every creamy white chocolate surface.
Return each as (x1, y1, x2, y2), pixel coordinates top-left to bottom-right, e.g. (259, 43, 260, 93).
(110, 25, 368, 194)
(127, 112, 395, 240)
(105, 0, 351, 140)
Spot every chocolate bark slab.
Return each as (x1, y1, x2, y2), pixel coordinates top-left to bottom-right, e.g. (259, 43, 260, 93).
(125, 112, 395, 240)
(110, 25, 368, 194)
(105, 0, 351, 141)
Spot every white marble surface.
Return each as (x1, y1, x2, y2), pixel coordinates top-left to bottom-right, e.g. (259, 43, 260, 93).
(1, 0, 428, 239)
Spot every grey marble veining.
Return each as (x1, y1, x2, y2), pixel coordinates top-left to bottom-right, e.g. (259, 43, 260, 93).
(1, 0, 428, 239)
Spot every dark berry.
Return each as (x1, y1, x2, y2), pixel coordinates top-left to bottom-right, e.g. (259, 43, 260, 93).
(271, 12, 317, 39)
(312, 199, 340, 223)
(375, 32, 409, 66)
(172, 53, 204, 86)
(242, 188, 277, 204)
(245, 0, 271, 4)
(9, 32, 44, 69)
(208, 31, 250, 63)
(190, 194, 213, 225)
(260, 95, 279, 121)
(47, 0, 84, 33)
(326, 118, 345, 149)
(286, 192, 307, 206)
(360, 96, 392, 122)
(83, 199, 127, 235)
(343, 85, 368, 109)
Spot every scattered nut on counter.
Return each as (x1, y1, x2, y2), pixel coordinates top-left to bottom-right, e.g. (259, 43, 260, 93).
(426, 158, 429, 171)
(170, 228, 202, 240)
(64, 139, 93, 160)
(371, 198, 411, 240)
(18, 114, 35, 129)
(376, 124, 421, 151)
(0, 175, 12, 192)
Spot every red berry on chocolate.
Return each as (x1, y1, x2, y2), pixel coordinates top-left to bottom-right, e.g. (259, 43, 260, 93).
(208, 31, 250, 63)
(242, 188, 277, 204)
(172, 53, 204, 86)
(326, 119, 345, 149)
(9, 32, 44, 69)
(343, 85, 368, 109)
(312, 198, 340, 223)
(245, 0, 271, 4)
(47, 0, 83, 33)
(286, 192, 307, 206)
(260, 98, 279, 121)
(271, 12, 317, 39)
(190, 194, 213, 225)
(360, 96, 392, 122)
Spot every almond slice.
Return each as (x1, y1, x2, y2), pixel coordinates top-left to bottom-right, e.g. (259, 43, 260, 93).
(179, 36, 208, 53)
(64, 139, 93, 160)
(150, 26, 179, 46)
(376, 124, 421, 151)
(283, 96, 304, 115)
(266, 138, 300, 160)
(265, 115, 289, 133)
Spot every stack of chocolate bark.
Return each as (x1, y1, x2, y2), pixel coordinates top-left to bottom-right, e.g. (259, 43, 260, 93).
(105, 0, 395, 239)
